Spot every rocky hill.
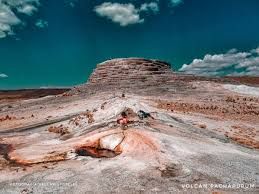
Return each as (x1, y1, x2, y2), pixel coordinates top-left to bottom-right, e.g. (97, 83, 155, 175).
(0, 58, 259, 193)
(73, 58, 255, 95)
(74, 58, 176, 94)
(89, 58, 172, 84)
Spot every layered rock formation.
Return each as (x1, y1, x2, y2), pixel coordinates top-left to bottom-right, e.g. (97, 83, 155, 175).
(89, 58, 172, 84)
(75, 58, 176, 94)
(0, 58, 259, 193)
(73, 58, 250, 96)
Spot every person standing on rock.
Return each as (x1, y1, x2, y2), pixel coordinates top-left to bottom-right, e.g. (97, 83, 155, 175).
(117, 112, 129, 130)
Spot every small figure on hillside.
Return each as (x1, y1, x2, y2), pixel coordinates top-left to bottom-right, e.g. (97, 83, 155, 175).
(137, 110, 154, 120)
(117, 111, 129, 130)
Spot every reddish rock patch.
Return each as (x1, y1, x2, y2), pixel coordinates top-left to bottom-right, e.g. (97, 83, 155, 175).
(225, 125, 259, 149)
(43, 152, 67, 163)
(0, 115, 16, 122)
(83, 110, 95, 124)
(48, 125, 70, 135)
(156, 98, 259, 121)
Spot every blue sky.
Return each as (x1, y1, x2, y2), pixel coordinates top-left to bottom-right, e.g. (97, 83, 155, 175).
(0, 0, 259, 89)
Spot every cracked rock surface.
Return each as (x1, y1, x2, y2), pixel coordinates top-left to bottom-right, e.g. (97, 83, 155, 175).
(0, 58, 259, 193)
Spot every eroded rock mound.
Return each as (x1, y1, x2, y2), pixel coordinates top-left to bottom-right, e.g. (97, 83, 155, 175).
(73, 58, 247, 96)
(1, 58, 259, 193)
(88, 58, 173, 86)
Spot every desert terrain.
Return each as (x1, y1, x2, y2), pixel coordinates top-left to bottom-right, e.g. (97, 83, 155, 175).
(0, 58, 259, 193)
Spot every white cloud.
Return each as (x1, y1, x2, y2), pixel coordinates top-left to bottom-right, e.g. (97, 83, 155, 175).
(17, 4, 38, 15)
(94, 2, 161, 26)
(251, 47, 259, 55)
(94, 1, 184, 26)
(0, 0, 40, 38)
(170, 0, 183, 6)
(94, 2, 144, 26)
(0, 73, 8, 78)
(140, 2, 159, 13)
(0, 3, 20, 37)
(179, 47, 259, 76)
(35, 19, 48, 28)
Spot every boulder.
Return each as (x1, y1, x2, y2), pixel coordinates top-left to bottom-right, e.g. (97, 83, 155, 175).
(99, 133, 124, 151)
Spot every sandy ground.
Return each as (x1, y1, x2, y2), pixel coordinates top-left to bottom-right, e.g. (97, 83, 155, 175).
(0, 80, 259, 193)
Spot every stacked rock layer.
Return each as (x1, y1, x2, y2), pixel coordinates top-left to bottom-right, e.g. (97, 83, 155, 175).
(73, 58, 240, 95)
(88, 58, 173, 86)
